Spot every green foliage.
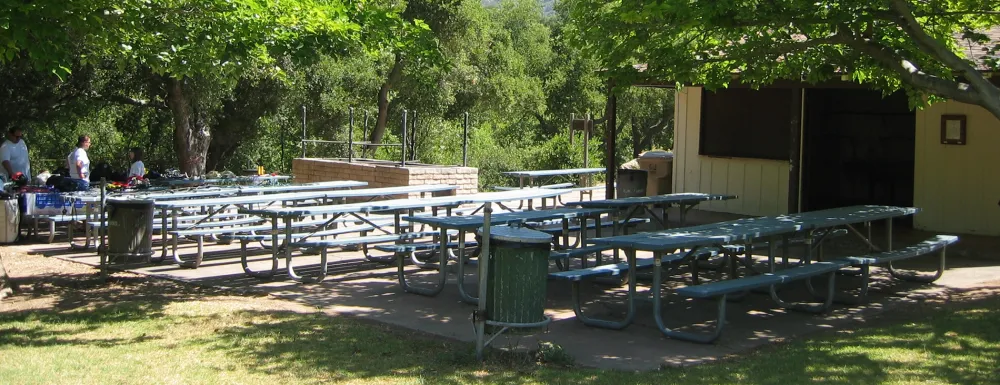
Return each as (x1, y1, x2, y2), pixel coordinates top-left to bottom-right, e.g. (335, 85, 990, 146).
(565, 0, 1000, 119)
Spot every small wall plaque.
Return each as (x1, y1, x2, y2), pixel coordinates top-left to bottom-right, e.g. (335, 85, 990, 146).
(941, 114, 967, 145)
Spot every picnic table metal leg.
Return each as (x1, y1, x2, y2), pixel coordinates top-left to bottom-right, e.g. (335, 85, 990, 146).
(888, 225, 947, 284)
(169, 209, 180, 264)
(241, 218, 280, 279)
(288, 217, 327, 283)
(769, 270, 837, 313)
(455, 229, 479, 305)
(652, 248, 726, 343)
(569, 248, 637, 330)
(173, 235, 204, 268)
(398, 227, 448, 297)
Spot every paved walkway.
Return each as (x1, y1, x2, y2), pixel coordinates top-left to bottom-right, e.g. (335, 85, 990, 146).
(12, 209, 1000, 371)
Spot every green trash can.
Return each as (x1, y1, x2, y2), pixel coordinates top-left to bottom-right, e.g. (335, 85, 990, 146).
(106, 199, 155, 263)
(478, 226, 553, 334)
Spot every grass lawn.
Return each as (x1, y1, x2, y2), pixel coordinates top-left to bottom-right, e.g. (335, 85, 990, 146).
(1, 252, 998, 384)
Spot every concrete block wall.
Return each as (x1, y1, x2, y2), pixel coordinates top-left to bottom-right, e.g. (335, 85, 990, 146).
(292, 158, 478, 200)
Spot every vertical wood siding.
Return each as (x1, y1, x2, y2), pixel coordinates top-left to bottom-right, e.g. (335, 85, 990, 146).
(914, 101, 1000, 235)
(673, 87, 790, 216)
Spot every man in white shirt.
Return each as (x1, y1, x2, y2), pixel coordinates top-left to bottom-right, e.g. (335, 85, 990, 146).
(67, 135, 91, 189)
(0, 127, 30, 182)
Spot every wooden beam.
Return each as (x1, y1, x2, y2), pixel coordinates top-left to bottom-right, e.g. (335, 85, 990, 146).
(788, 88, 803, 214)
(605, 81, 618, 199)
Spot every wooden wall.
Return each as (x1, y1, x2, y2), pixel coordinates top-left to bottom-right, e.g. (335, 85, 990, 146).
(914, 100, 1000, 235)
(673, 87, 790, 216)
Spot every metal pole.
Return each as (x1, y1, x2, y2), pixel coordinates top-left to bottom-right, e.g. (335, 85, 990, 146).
(411, 110, 418, 161)
(463, 112, 469, 167)
(475, 201, 493, 361)
(301, 105, 307, 158)
(362, 110, 370, 159)
(401, 110, 407, 167)
(99, 179, 107, 280)
(348, 107, 354, 163)
(584, 113, 590, 169)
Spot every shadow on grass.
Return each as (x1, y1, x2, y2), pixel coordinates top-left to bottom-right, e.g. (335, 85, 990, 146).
(2, 269, 998, 385)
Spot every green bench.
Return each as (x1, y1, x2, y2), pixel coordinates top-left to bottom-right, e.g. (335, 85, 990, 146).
(829, 234, 958, 303)
(283, 230, 455, 283)
(669, 260, 851, 343)
(549, 249, 719, 330)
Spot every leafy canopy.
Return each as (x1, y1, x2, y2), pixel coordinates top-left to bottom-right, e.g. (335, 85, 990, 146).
(566, 0, 1000, 116)
(0, 0, 435, 80)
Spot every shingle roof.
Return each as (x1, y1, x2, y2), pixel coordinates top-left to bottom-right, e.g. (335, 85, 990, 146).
(957, 27, 1000, 70)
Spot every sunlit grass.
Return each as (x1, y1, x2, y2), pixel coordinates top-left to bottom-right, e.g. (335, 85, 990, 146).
(1, 295, 998, 384)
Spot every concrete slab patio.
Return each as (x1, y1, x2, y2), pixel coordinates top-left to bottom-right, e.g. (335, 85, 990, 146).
(11, 208, 1000, 371)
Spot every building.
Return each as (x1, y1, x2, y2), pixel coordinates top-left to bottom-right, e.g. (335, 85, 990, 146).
(663, 32, 1000, 235)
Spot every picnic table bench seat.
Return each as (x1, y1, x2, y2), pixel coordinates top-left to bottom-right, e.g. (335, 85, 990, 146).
(550, 248, 719, 331)
(711, 228, 849, 272)
(669, 260, 851, 344)
(87, 211, 249, 231)
(549, 250, 718, 282)
(269, 230, 459, 283)
(27, 214, 89, 243)
(493, 182, 575, 191)
(533, 217, 649, 235)
(828, 235, 958, 303)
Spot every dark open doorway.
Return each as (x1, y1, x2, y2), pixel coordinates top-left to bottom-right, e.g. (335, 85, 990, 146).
(801, 89, 916, 223)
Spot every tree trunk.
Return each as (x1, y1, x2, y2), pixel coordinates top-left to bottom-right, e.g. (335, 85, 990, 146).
(367, 54, 405, 154)
(0, 251, 16, 300)
(164, 77, 211, 176)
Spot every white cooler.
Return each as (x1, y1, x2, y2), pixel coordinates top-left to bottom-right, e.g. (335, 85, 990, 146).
(0, 197, 19, 243)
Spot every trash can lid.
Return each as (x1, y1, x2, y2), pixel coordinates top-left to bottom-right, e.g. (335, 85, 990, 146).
(477, 226, 553, 244)
(639, 150, 674, 159)
(107, 198, 155, 207)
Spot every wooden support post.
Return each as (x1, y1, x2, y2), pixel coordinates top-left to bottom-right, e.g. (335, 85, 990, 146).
(605, 82, 618, 199)
(788, 88, 803, 214)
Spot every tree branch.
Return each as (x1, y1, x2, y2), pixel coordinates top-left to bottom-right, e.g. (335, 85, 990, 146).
(887, 0, 996, 96)
(842, 32, 985, 106)
(94, 92, 169, 110)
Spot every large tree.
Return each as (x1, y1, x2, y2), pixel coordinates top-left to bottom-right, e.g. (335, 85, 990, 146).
(0, 0, 432, 175)
(566, 0, 1000, 119)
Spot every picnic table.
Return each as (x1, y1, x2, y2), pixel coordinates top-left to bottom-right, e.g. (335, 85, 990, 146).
(583, 205, 919, 341)
(502, 168, 605, 186)
(568, 193, 737, 230)
(152, 174, 292, 188)
(67, 180, 369, 250)
(151, 184, 455, 267)
(405, 207, 612, 303)
(239, 188, 575, 284)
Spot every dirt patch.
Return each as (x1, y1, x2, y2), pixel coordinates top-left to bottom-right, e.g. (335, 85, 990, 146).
(0, 247, 315, 315)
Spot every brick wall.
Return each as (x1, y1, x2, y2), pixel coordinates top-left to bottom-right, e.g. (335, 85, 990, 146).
(292, 158, 478, 199)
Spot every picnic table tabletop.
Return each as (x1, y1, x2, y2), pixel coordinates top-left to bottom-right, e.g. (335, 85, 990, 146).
(591, 205, 918, 252)
(501, 168, 605, 178)
(591, 216, 807, 252)
(148, 190, 346, 209)
(404, 207, 612, 230)
(236, 180, 368, 194)
(567, 193, 737, 208)
(241, 188, 572, 218)
(155, 175, 291, 186)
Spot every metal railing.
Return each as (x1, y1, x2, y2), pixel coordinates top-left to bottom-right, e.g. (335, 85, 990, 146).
(300, 107, 472, 167)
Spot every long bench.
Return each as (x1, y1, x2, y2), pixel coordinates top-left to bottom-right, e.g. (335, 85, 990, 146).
(281, 230, 454, 283)
(710, 228, 850, 273)
(548, 249, 719, 330)
(534, 217, 649, 249)
(27, 214, 88, 244)
(669, 260, 851, 343)
(826, 234, 958, 304)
